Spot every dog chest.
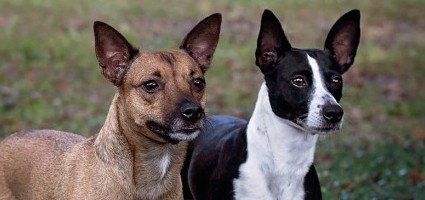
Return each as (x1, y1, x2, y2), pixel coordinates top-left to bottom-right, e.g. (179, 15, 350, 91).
(232, 85, 318, 200)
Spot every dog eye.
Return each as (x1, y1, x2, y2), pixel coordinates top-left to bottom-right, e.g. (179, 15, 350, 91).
(192, 78, 206, 91)
(141, 80, 160, 93)
(330, 75, 342, 88)
(291, 76, 307, 88)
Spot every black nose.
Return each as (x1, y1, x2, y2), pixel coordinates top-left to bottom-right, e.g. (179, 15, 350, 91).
(322, 104, 344, 123)
(181, 102, 203, 122)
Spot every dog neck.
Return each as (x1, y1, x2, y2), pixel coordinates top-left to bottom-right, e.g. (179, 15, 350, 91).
(94, 93, 186, 199)
(235, 83, 318, 200)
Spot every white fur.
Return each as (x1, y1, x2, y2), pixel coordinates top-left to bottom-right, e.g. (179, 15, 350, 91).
(233, 83, 318, 200)
(159, 153, 170, 179)
(169, 130, 200, 141)
(169, 118, 202, 141)
(306, 54, 342, 131)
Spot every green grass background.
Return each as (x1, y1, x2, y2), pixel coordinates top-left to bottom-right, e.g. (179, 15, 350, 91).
(0, 0, 424, 199)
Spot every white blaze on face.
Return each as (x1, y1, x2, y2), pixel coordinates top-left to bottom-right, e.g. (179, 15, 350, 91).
(305, 54, 339, 130)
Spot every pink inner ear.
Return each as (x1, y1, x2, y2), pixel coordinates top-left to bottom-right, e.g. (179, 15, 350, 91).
(195, 40, 209, 50)
(259, 51, 277, 67)
(108, 52, 128, 64)
(100, 52, 128, 86)
(334, 50, 351, 67)
(191, 43, 209, 56)
(111, 53, 127, 65)
(188, 42, 215, 69)
(106, 51, 120, 60)
(333, 34, 354, 66)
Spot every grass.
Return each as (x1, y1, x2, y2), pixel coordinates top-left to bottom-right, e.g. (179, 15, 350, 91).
(1, 0, 424, 199)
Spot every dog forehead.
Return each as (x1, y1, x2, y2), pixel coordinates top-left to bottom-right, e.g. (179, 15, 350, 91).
(277, 49, 340, 76)
(304, 49, 339, 73)
(276, 51, 312, 74)
(130, 50, 201, 76)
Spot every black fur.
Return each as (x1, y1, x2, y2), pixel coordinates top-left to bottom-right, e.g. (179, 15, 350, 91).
(183, 116, 247, 200)
(182, 115, 323, 200)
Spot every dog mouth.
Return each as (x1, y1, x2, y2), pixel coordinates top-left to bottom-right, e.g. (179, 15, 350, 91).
(146, 121, 202, 143)
(308, 126, 340, 134)
(146, 121, 171, 135)
(294, 115, 341, 135)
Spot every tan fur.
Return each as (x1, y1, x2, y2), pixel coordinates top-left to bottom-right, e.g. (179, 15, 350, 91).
(0, 14, 221, 200)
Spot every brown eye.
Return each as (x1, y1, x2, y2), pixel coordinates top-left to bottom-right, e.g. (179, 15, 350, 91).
(192, 78, 205, 91)
(330, 75, 342, 88)
(141, 80, 160, 93)
(291, 76, 307, 88)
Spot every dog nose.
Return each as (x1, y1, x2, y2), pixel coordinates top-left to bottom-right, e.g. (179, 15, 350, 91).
(322, 104, 344, 123)
(181, 103, 203, 122)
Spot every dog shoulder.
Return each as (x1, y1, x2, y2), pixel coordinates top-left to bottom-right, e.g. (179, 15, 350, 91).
(1, 130, 85, 154)
(189, 115, 248, 199)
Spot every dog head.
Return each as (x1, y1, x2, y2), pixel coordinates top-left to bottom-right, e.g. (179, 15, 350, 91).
(94, 14, 221, 143)
(255, 9, 360, 134)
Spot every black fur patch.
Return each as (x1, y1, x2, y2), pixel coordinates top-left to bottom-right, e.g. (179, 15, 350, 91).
(159, 52, 177, 67)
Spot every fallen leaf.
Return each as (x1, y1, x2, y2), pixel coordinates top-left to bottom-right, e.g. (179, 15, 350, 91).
(413, 128, 425, 141)
(408, 170, 423, 184)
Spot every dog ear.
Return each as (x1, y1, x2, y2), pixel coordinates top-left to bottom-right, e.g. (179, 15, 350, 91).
(180, 13, 222, 73)
(94, 21, 139, 86)
(324, 9, 360, 74)
(255, 9, 291, 73)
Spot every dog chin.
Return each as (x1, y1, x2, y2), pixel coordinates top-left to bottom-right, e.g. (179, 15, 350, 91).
(168, 130, 201, 141)
(146, 121, 202, 142)
(294, 119, 341, 135)
(307, 126, 340, 135)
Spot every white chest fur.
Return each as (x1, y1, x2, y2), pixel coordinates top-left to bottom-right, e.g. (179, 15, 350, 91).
(233, 83, 318, 200)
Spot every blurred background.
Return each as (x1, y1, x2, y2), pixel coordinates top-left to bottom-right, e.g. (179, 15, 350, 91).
(0, 0, 424, 199)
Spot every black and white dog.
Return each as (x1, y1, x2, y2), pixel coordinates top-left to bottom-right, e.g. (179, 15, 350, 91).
(182, 9, 360, 200)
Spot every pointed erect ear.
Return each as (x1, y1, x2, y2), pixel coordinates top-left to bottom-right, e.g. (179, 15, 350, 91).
(255, 9, 291, 73)
(94, 21, 139, 86)
(180, 13, 222, 73)
(324, 9, 361, 74)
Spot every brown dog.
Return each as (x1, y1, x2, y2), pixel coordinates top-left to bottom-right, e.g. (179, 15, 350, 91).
(0, 13, 221, 200)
